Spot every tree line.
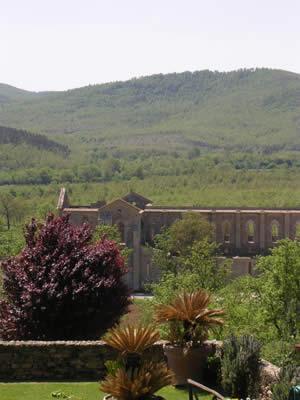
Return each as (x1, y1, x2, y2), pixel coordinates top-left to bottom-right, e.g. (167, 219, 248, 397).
(0, 125, 69, 154)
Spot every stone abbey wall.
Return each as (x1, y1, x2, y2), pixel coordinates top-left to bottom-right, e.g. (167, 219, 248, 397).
(58, 189, 300, 289)
(142, 207, 300, 256)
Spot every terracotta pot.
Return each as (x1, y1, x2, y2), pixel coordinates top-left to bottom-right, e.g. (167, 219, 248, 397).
(163, 343, 213, 386)
(296, 345, 300, 354)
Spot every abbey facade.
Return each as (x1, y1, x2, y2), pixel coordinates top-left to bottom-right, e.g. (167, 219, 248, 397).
(57, 188, 300, 290)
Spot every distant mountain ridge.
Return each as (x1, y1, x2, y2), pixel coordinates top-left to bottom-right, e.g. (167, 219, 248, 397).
(1, 68, 300, 153)
(0, 83, 53, 103)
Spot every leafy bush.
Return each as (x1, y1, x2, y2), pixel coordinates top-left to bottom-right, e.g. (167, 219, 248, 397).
(214, 275, 270, 341)
(220, 334, 261, 398)
(261, 339, 300, 367)
(255, 239, 300, 340)
(271, 343, 300, 400)
(0, 213, 131, 340)
(271, 350, 300, 400)
(204, 354, 222, 388)
(149, 241, 231, 309)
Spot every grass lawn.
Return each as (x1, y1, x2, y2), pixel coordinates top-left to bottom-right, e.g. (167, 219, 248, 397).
(0, 382, 213, 400)
(120, 298, 153, 328)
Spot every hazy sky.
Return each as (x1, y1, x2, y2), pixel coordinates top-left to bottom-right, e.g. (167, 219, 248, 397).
(1, 0, 300, 92)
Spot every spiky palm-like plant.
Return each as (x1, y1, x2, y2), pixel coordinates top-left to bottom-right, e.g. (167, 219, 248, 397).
(104, 325, 160, 354)
(100, 361, 173, 400)
(101, 325, 174, 399)
(153, 290, 225, 346)
(103, 325, 160, 370)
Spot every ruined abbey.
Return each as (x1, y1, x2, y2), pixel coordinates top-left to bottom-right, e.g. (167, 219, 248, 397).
(57, 188, 300, 290)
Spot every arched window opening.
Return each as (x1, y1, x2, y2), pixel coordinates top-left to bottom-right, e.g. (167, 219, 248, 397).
(223, 221, 230, 243)
(248, 261, 252, 275)
(151, 227, 156, 241)
(296, 222, 300, 240)
(81, 215, 89, 224)
(271, 222, 279, 242)
(247, 221, 254, 243)
(117, 222, 125, 243)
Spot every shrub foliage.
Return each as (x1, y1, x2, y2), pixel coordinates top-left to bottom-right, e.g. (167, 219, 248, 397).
(221, 334, 261, 398)
(0, 213, 131, 340)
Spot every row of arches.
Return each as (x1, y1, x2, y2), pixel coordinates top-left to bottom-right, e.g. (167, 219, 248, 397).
(222, 220, 300, 244)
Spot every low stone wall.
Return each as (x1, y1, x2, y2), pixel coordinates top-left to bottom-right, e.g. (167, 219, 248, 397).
(0, 340, 165, 382)
(0, 340, 279, 384)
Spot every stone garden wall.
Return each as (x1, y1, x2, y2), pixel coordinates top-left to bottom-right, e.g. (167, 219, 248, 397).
(0, 340, 165, 381)
(0, 340, 278, 385)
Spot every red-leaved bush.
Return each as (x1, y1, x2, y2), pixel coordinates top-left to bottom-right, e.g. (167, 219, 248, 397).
(0, 214, 131, 340)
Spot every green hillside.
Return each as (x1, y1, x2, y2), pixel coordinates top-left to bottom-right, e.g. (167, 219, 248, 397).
(0, 83, 51, 104)
(1, 68, 300, 188)
(0, 68, 300, 152)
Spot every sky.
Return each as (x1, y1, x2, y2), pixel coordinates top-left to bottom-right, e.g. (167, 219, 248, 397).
(1, 0, 300, 92)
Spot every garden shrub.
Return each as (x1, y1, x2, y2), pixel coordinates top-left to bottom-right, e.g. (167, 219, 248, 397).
(221, 334, 261, 398)
(0, 213, 131, 340)
(271, 351, 300, 400)
(204, 354, 222, 388)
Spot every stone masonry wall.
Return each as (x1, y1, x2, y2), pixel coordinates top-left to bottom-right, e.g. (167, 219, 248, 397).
(0, 341, 165, 382)
(0, 340, 278, 385)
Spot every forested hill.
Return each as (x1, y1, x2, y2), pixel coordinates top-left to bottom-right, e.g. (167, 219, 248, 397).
(0, 126, 69, 154)
(0, 83, 51, 103)
(1, 68, 300, 153)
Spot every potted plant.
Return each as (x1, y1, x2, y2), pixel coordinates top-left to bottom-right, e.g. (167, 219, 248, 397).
(100, 324, 174, 400)
(153, 289, 225, 385)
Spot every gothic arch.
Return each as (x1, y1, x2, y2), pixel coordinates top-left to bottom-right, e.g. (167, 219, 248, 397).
(295, 220, 300, 239)
(271, 220, 280, 242)
(81, 215, 89, 224)
(246, 219, 255, 243)
(151, 227, 156, 241)
(223, 220, 230, 243)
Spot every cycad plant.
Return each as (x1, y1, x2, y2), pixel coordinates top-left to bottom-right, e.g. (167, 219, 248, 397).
(153, 290, 225, 346)
(100, 325, 173, 399)
(103, 325, 160, 370)
(100, 361, 173, 400)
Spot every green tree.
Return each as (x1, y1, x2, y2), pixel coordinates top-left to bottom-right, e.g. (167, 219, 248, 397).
(214, 275, 267, 340)
(182, 240, 231, 291)
(0, 193, 27, 230)
(169, 212, 215, 256)
(0, 222, 25, 260)
(103, 159, 121, 180)
(149, 214, 230, 304)
(255, 239, 300, 339)
(151, 227, 177, 274)
(151, 213, 216, 273)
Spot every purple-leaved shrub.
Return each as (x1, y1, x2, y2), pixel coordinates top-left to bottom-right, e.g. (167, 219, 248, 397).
(0, 213, 131, 340)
